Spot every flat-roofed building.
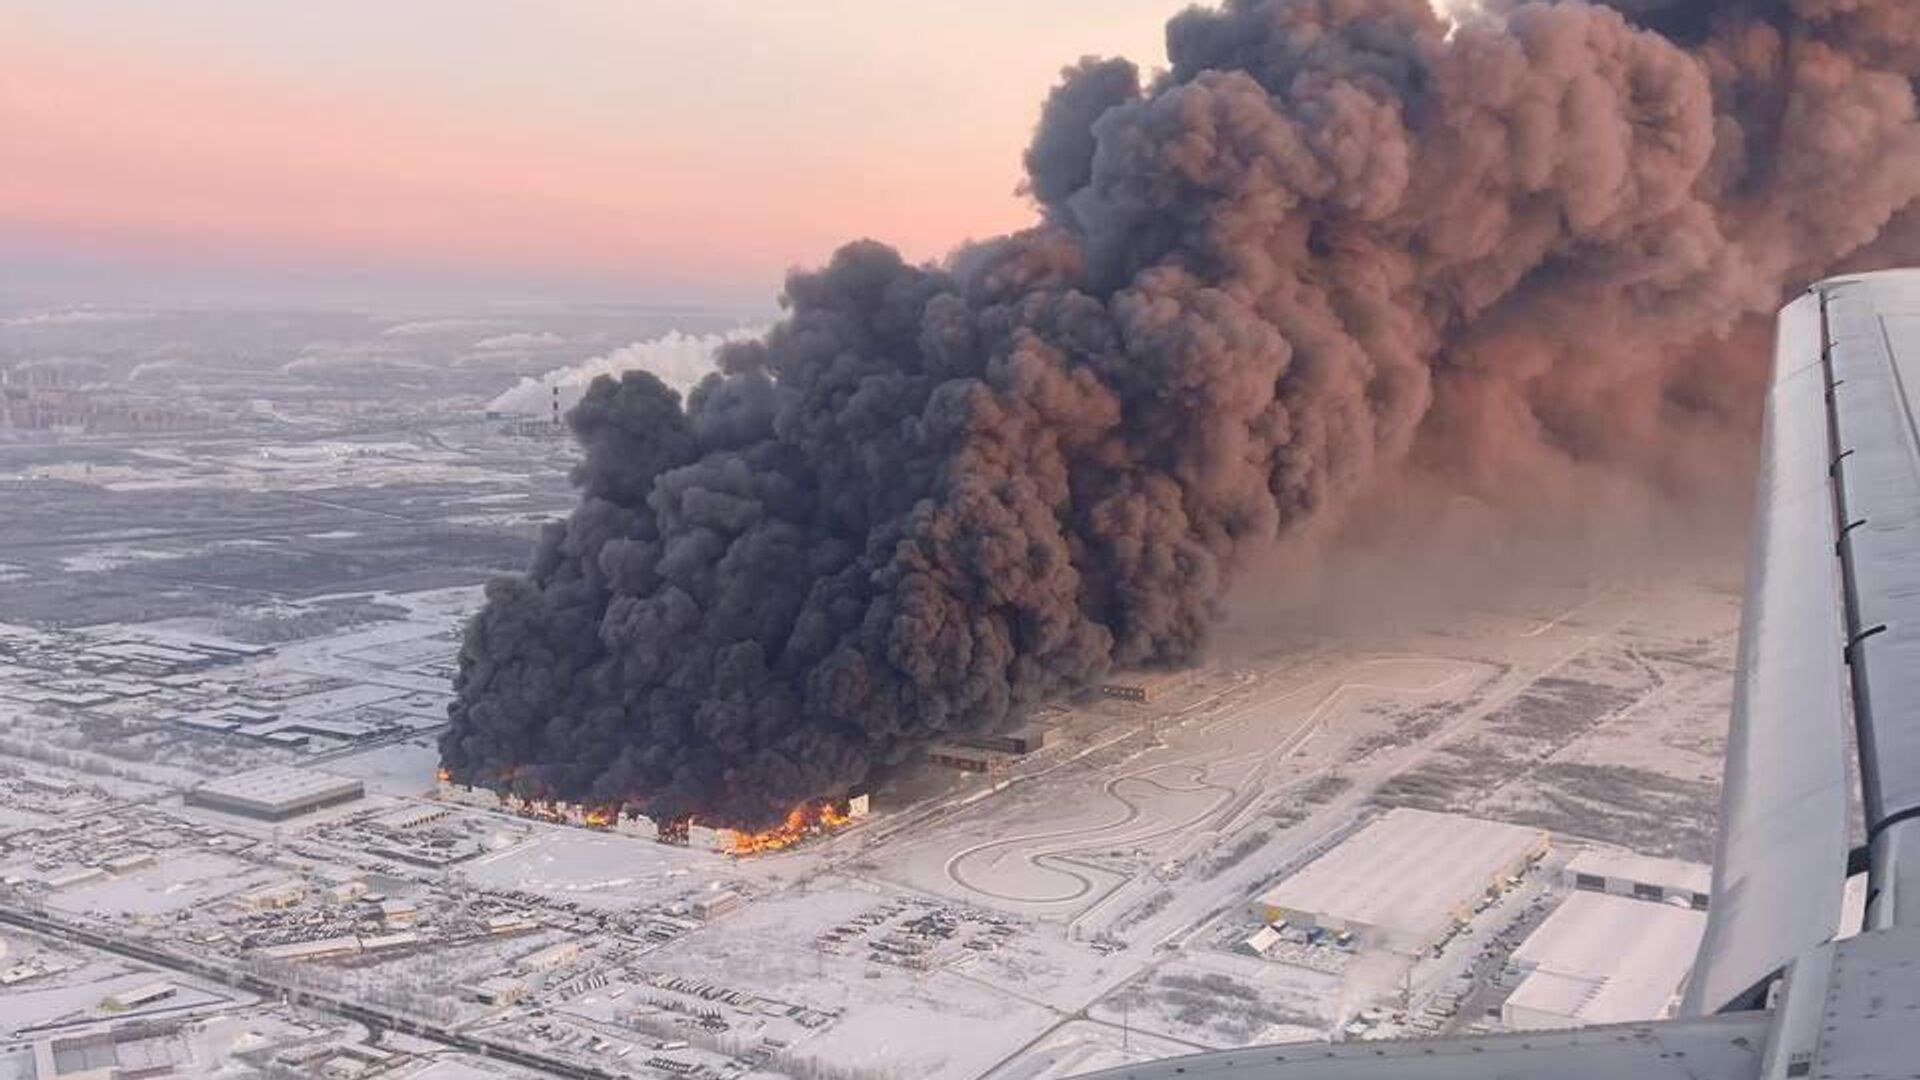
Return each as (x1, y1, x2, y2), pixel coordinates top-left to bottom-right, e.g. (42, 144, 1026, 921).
(105, 982, 176, 1010)
(927, 744, 1002, 773)
(435, 779, 506, 810)
(102, 853, 156, 875)
(31, 1022, 186, 1080)
(516, 939, 583, 971)
(1240, 925, 1283, 957)
(240, 881, 306, 910)
(1502, 891, 1707, 1031)
(693, 890, 742, 920)
(378, 899, 418, 928)
(374, 804, 451, 831)
(21, 775, 81, 797)
(1249, 808, 1549, 954)
(1099, 669, 1194, 704)
(952, 726, 1050, 755)
(460, 976, 527, 1006)
(185, 766, 363, 821)
(40, 866, 106, 890)
(1564, 849, 1712, 911)
(359, 932, 420, 954)
(256, 936, 362, 962)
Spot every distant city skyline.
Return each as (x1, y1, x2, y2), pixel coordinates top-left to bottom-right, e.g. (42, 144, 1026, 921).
(2, 2, 1178, 308)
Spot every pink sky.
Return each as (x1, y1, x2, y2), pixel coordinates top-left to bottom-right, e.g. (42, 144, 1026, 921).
(2, 2, 1176, 306)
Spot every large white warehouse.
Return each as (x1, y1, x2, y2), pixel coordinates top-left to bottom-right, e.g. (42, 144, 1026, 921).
(1502, 890, 1707, 1031)
(1564, 849, 1712, 910)
(185, 766, 364, 821)
(1250, 808, 1549, 954)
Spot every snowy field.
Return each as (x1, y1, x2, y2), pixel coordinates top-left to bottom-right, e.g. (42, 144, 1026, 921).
(43, 851, 278, 919)
(460, 829, 728, 909)
(0, 554, 1742, 1080)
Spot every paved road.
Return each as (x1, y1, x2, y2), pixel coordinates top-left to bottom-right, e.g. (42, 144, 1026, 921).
(0, 902, 603, 1079)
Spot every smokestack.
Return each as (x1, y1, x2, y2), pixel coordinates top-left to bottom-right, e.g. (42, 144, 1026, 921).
(441, 0, 1920, 829)
(551, 384, 560, 427)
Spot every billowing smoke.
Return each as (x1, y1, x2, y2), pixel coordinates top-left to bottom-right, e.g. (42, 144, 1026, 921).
(485, 328, 768, 416)
(442, 0, 1920, 828)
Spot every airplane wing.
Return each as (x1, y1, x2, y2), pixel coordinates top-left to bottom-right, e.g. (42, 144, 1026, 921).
(1814, 273, 1920, 931)
(1683, 283, 1851, 1015)
(1074, 272, 1920, 1079)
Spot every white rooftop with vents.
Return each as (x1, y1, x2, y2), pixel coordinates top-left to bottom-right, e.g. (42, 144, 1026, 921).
(1504, 890, 1708, 1030)
(1250, 808, 1549, 953)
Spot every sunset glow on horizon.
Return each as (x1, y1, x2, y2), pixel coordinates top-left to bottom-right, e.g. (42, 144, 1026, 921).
(2, 1, 1178, 307)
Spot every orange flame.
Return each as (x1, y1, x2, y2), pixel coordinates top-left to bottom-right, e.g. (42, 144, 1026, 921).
(493, 793, 625, 830)
(435, 768, 451, 783)
(728, 801, 853, 856)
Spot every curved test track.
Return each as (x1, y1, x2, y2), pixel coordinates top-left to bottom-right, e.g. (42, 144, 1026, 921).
(944, 767, 1233, 904)
(941, 658, 1474, 908)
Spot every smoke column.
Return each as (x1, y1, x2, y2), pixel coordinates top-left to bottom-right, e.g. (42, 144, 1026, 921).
(442, 0, 1920, 828)
(486, 328, 768, 416)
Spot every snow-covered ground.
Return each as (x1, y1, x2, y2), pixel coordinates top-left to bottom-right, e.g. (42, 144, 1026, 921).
(0, 562, 1740, 1080)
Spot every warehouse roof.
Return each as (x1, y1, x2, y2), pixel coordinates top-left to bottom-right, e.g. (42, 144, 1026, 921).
(1515, 891, 1707, 975)
(1254, 809, 1548, 943)
(1565, 849, 1711, 895)
(1242, 925, 1283, 956)
(190, 766, 362, 810)
(1506, 969, 1606, 1022)
(257, 935, 361, 961)
(1508, 891, 1706, 1027)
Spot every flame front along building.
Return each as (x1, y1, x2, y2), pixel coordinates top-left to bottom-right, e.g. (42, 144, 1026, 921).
(433, 776, 870, 854)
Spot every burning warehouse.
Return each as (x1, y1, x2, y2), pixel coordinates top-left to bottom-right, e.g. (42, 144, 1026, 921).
(440, 0, 1920, 830)
(433, 772, 869, 855)
(435, 773, 658, 838)
(662, 797, 871, 855)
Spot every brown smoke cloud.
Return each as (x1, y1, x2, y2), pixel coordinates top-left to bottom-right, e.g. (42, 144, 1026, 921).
(441, 0, 1920, 828)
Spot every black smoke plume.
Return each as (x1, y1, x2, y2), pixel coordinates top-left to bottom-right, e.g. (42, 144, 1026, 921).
(443, 0, 1920, 828)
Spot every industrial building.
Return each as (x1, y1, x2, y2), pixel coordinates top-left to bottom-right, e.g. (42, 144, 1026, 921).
(1502, 891, 1707, 1030)
(1564, 849, 1711, 910)
(1249, 808, 1549, 954)
(693, 890, 742, 920)
(516, 939, 583, 971)
(29, 1020, 187, 1080)
(101, 852, 155, 874)
(378, 899, 418, 928)
(184, 766, 364, 821)
(39, 865, 105, 890)
(254, 933, 420, 963)
(460, 976, 528, 1006)
(485, 913, 538, 936)
(1099, 669, 1194, 703)
(433, 779, 658, 837)
(372, 803, 452, 831)
(927, 743, 1003, 773)
(256, 935, 363, 962)
(1239, 925, 1283, 957)
(105, 982, 176, 1011)
(240, 881, 306, 910)
(950, 725, 1050, 755)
